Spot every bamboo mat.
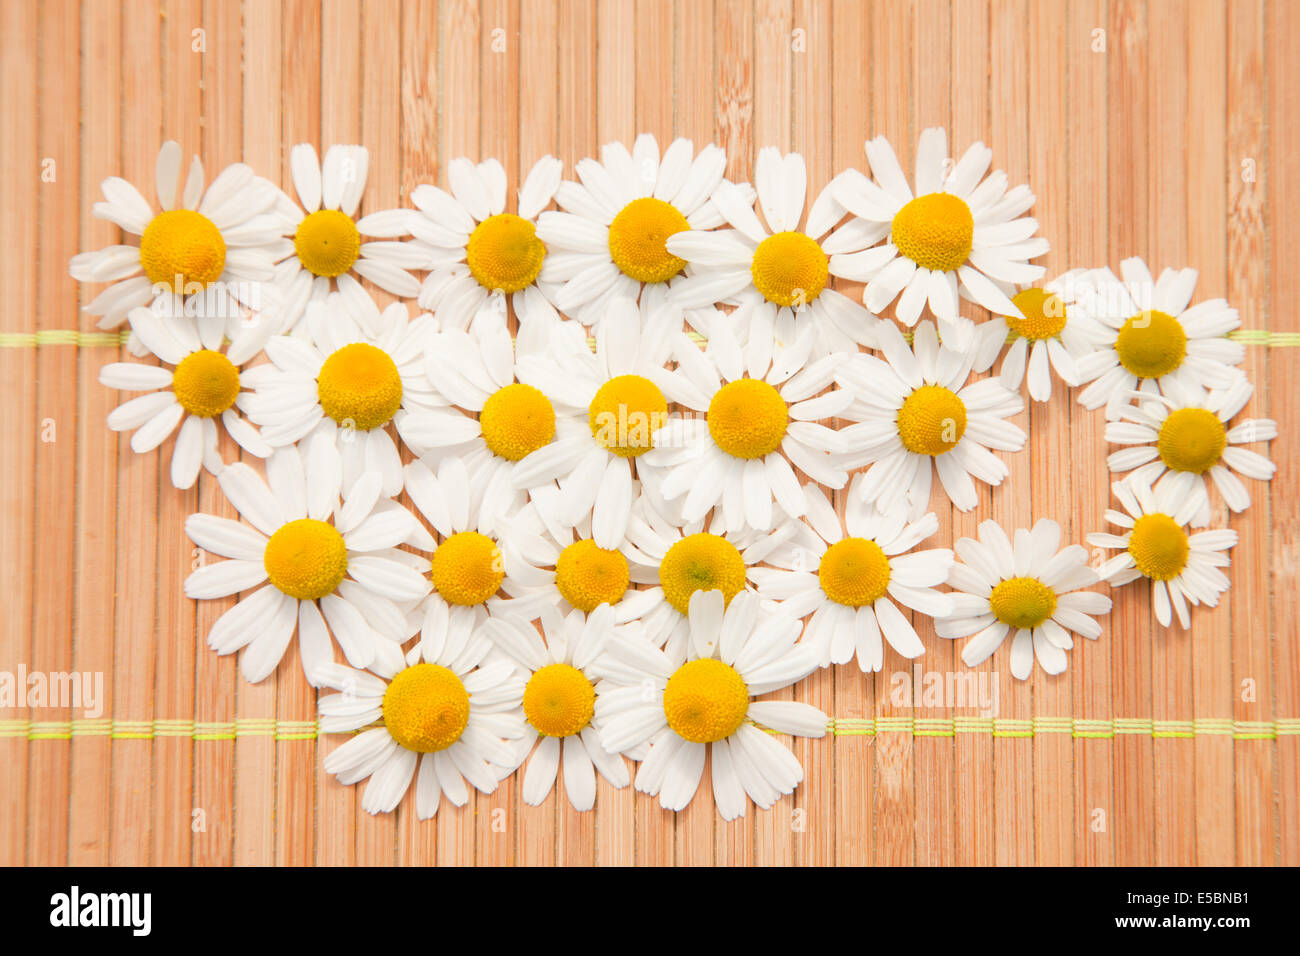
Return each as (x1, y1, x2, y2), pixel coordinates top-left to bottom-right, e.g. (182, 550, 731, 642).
(1, 0, 1296, 867)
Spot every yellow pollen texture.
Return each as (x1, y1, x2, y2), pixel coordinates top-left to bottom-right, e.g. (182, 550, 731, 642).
(139, 209, 227, 291)
(382, 663, 471, 753)
(523, 663, 595, 738)
(263, 518, 348, 601)
(1005, 288, 1068, 341)
(430, 531, 504, 606)
(480, 383, 556, 461)
(607, 198, 690, 284)
(316, 343, 404, 431)
(466, 213, 547, 293)
(819, 537, 891, 607)
(707, 379, 788, 459)
(896, 385, 967, 456)
(890, 192, 974, 273)
(988, 576, 1057, 629)
(663, 658, 750, 744)
(294, 209, 362, 278)
(588, 374, 668, 458)
(1127, 513, 1190, 582)
(750, 231, 829, 307)
(172, 349, 241, 417)
(659, 533, 746, 615)
(555, 540, 630, 612)
(1115, 310, 1188, 379)
(1157, 407, 1226, 474)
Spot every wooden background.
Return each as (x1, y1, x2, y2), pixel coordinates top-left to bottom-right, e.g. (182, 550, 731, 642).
(1, 0, 1297, 866)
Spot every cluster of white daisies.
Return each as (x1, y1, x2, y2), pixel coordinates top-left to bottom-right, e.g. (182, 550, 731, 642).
(73, 129, 1275, 821)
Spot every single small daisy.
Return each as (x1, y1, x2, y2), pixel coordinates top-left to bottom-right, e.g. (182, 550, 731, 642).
(315, 625, 527, 817)
(595, 589, 826, 820)
(1072, 257, 1246, 416)
(829, 127, 1047, 349)
(639, 325, 853, 533)
(412, 154, 565, 347)
(749, 479, 954, 672)
(271, 143, 428, 335)
(70, 140, 283, 350)
(664, 146, 879, 372)
(836, 320, 1026, 520)
(1087, 478, 1235, 629)
(1105, 376, 1276, 525)
(241, 292, 438, 497)
(484, 604, 634, 810)
(938, 518, 1112, 679)
(100, 305, 273, 488)
(184, 446, 430, 684)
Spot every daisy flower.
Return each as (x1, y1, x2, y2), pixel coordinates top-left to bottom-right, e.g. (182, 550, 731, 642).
(664, 146, 878, 371)
(836, 320, 1026, 519)
(640, 324, 853, 533)
(595, 589, 825, 820)
(242, 292, 438, 497)
(1105, 376, 1276, 525)
(70, 140, 283, 350)
(484, 604, 634, 810)
(1087, 479, 1236, 629)
(183, 445, 430, 684)
(829, 127, 1047, 348)
(315, 621, 526, 817)
(271, 143, 428, 335)
(750, 480, 954, 672)
(99, 305, 273, 488)
(938, 518, 1112, 679)
(1072, 257, 1246, 416)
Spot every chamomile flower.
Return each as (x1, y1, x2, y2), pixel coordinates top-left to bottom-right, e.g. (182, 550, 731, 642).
(536, 134, 741, 325)
(640, 325, 853, 533)
(829, 127, 1047, 349)
(1087, 479, 1235, 629)
(938, 518, 1112, 679)
(183, 446, 430, 685)
(100, 306, 273, 488)
(749, 481, 954, 672)
(836, 320, 1026, 519)
(595, 589, 825, 820)
(315, 626, 527, 817)
(272, 144, 428, 335)
(1072, 258, 1246, 416)
(484, 604, 634, 810)
(242, 293, 438, 497)
(412, 155, 565, 346)
(1105, 377, 1276, 525)
(665, 147, 878, 372)
(70, 141, 283, 350)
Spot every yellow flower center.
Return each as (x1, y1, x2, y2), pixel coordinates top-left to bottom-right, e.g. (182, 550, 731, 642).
(607, 197, 690, 284)
(382, 663, 471, 753)
(294, 208, 361, 278)
(818, 537, 891, 607)
(139, 209, 227, 291)
(659, 533, 746, 616)
(588, 374, 669, 458)
(896, 385, 967, 456)
(750, 231, 829, 308)
(523, 663, 595, 738)
(1115, 310, 1188, 379)
(707, 379, 788, 459)
(988, 576, 1057, 629)
(1127, 512, 1190, 582)
(1157, 407, 1226, 475)
(466, 213, 547, 293)
(316, 342, 404, 431)
(479, 383, 556, 461)
(171, 349, 241, 418)
(263, 518, 348, 601)
(1005, 287, 1068, 341)
(430, 531, 504, 606)
(662, 658, 750, 744)
(890, 192, 974, 273)
(555, 539, 630, 612)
